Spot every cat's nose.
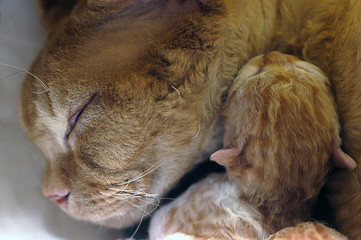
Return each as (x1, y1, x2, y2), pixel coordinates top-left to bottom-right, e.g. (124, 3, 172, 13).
(42, 165, 70, 208)
(263, 51, 292, 64)
(47, 191, 70, 208)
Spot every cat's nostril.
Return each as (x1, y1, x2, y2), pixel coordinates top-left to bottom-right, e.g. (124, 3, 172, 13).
(48, 193, 69, 208)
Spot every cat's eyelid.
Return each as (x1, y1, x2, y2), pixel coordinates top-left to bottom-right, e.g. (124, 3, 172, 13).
(69, 107, 83, 130)
(66, 93, 97, 139)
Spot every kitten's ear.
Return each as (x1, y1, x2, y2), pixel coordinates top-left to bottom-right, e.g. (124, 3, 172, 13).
(210, 140, 247, 167)
(332, 139, 357, 170)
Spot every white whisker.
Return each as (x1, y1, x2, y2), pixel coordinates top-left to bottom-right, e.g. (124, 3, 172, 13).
(116, 160, 165, 186)
(0, 70, 24, 80)
(192, 123, 201, 139)
(99, 188, 163, 238)
(171, 85, 180, 97)
(126, 196, 160, 207)
(107, 187, 156, 197)
(0, 62, 50, 94)
(98, 191, 151, 216)
(142, 193, 161, 220)
(127, 162, 164, 183)
(129, 198, 148, 240)
(109, 181, 130, 193)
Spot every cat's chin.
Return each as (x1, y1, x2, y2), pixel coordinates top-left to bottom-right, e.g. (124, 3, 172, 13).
(90, 212, 146, 229)
(63, 210, 140, 229)
(93, 216, 136, 229)
(63, 203, 148, 229)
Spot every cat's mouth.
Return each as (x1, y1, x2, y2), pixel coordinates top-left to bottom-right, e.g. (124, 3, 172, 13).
(65, 190, 158, 228)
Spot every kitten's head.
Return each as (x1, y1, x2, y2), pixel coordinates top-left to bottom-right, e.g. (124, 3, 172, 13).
(19, 0, 225, 228)
(212, 52, 355, 202)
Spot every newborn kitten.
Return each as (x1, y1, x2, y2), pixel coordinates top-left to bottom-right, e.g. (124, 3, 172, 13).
(149, 52, 355, 240)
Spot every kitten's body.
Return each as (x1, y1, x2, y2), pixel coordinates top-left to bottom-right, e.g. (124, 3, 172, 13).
(20, 0, 361, 238)
(150, 176, 348, 240)
(149, 52, 345, 240)
(150, 173, 268, 240)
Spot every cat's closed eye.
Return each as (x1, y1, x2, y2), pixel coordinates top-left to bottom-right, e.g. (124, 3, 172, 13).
(65, 93, 97, 148)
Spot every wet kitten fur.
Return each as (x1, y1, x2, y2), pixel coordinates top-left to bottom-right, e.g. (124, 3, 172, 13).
(20, 0, 361, 237)
(149, 53, 346, 240)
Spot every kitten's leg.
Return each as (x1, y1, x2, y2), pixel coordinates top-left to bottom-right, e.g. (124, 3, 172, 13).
(36, 0, 78, 36)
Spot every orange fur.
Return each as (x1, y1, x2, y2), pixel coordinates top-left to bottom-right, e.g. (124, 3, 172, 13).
(20, 1, 361, 238)
(220, 52, 340, 232)
(21, 0, 226, 228)
(149, 53, 341, 239)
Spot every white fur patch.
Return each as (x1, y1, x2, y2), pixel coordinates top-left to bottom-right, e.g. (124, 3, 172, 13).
(149, 174, 269, 240)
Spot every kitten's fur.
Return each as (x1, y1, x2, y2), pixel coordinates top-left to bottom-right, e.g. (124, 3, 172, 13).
(267, 222, 348, 240)
(149, 52, 348, 240)
(20, 0, 361, 238)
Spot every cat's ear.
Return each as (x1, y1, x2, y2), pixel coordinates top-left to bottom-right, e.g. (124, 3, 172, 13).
(210, 140, 247, 167)
(332, 139, 357, 170)
(87, 0, 139, 8)
(37, 0, 78, 37)
(87, 0, 201, 13)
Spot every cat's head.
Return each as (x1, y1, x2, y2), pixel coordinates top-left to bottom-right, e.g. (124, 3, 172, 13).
(19, 0, 226, 228)
(211, 52, 356, 201)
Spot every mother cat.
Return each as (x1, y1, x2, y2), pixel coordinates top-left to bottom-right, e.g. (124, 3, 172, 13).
(20, 0, 361, 239)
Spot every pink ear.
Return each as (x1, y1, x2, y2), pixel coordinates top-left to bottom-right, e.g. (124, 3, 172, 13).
(332, 143, 357, 170)
(210, 147, 241, 166)
(210, 140, 247, 167)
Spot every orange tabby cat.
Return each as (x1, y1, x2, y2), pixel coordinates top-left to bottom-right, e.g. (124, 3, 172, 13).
(20, 0, 361, 238)
(149, 52, 354, 240)
(20, 0, 227, 229)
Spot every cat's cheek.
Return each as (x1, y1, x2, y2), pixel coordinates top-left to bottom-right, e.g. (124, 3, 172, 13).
(63, 183, 146, 226)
